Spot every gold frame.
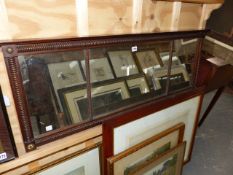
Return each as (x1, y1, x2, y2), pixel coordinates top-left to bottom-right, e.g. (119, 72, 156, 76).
(129, 142, 186, 175)
(107, 123, 185, 175)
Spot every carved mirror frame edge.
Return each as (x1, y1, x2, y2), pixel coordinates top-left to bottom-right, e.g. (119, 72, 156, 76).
(1, 30, 208, 152)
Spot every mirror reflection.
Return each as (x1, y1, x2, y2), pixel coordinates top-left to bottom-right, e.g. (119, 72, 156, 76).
(17, 39, 197, 137)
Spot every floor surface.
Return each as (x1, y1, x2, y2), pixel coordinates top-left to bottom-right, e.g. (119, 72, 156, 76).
(183, 91, 233, 175)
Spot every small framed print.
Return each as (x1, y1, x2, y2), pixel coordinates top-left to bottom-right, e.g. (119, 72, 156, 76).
(129, 142, 186, 175)
(81, 57, 114, 82)
(159, 52, 181, 66)
(108, 50, 139, 77)
(48, 60, 85, 110)
(59, 80, 130, 123)
(152, 65, 189, 90)
(126, 75, 150, 97)
(107, 123, 185, 175)
(36, 146, 102, 175)
(136, 50, 163, 70)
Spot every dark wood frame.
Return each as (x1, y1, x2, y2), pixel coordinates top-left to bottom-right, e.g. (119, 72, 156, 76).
(102, 88, 204, 174)
(1, 30, 207, 151)
(107, 123, 185, 175)
(0, 87, 17, 163)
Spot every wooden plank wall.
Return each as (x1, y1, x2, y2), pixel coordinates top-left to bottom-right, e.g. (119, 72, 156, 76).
(0, 0, 222, 174)
(0, 0, 222, 40)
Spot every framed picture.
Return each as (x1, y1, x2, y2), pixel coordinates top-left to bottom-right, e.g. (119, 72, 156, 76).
(108, 50, 139, 77)
(159, 52, 181, 66)
(103, 95, 202, 166)
(36, 146, 102, 175)
(136, 50, 163, 71)
(48, 60, 85, 110)
(129, 142, 186, 175)
(126, 75, 150, 97)
(152, 65, 189, 90)
(107, 123, 185, 175)
(59, 80, 130, 123)
(81, 57, 114, 82)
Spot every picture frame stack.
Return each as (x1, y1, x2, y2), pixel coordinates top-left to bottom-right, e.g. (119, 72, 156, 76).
(103, 94, 203, 175)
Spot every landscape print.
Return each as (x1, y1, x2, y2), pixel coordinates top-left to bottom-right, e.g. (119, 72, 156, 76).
(144, 154, 178, 175)
(124, 142, 171, 175)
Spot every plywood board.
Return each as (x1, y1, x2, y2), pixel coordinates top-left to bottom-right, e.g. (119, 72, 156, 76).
(178, 3, 203, 30)
(88, 0, 133, 35)
(5, 0, 77, 39)
(141, 0, 173, 32)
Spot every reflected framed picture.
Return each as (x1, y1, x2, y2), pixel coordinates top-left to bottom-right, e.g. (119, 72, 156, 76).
(59, 80, 130, 123)
(129, 142, 186, 175)
(36, 146, 101, 175)
(108, 50, 139, 77)
(81, 57, 114, 82)
(107, 123, 185, 175)
(48, 60, 85, 110)
(136, 50, 163, 70)
(126, 75, 150, 97)
(159, 52, 181, 66)
(152, 65, 189, 90)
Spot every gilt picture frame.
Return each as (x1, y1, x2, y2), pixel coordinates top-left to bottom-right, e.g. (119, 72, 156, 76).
(36, 146, 102, 175)
(107, 123, 185, 175)
(129, 142, 186, 175)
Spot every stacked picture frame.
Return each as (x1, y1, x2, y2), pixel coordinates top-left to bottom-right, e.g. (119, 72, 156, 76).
(103, 92, 203, 175)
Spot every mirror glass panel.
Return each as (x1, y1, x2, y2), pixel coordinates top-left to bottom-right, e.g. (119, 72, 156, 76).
(18, 51, 88, 137)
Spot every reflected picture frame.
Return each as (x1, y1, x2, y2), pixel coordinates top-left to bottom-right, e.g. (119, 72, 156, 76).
(47, 60, 85, 110)
(81, 57, 114, 82)
(152, 64, 189, 90)
(136, 50, 163, 70)
(129, 142, 186, 175)
(59, 80, 130, 124)
(126, 75, 150, 97)
(108, 50, 139, 77)
(35, 145, 102, 175)
(107, 123, 185, 175)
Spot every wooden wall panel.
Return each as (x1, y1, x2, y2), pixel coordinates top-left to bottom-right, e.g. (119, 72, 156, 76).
(5, 0, 77, 39)
(88, 0, 133, 35)
(141, 0, 173, 32)
(178, 3, 203, 30)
